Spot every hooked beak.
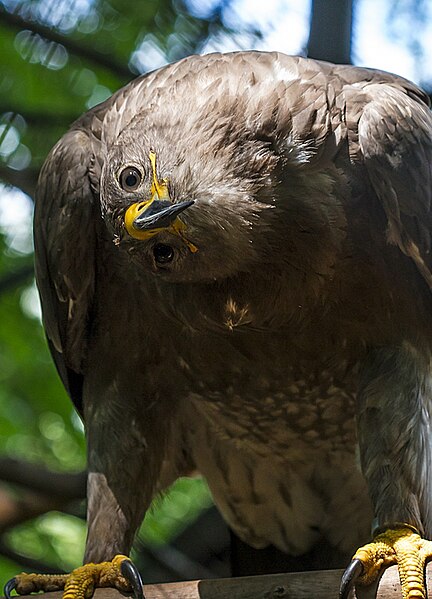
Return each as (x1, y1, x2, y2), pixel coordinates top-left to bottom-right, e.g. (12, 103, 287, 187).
(133, 199, 194, 231)
(124, 198, 194, 241)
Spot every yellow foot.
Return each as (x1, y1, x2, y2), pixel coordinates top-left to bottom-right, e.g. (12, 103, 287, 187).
(4, 555, 144, 599)
(340, 526, 432, 599)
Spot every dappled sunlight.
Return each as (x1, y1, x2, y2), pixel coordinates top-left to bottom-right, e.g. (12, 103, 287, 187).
(141, 478, 213, 547)
(0, 184, 33, 255)
(20, 281, 42, 321)
(6, 512, 86, 572)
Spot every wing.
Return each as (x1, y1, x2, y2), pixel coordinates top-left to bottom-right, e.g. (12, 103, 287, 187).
(356, 81, 432, 289)
(34, 127, 99, 414)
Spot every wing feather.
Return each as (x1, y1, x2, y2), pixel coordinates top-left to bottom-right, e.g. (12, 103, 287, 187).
(34, 128, 99, 412)
(357, 83, 432, 289)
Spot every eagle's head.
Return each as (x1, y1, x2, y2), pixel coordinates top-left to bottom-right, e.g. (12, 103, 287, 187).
(100, 119, 278, 284)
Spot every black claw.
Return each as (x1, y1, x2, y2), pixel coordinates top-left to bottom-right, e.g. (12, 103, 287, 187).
(120, 560, 145, 599)
(4, 578, 17, 599)
(339, 559, 364, 599)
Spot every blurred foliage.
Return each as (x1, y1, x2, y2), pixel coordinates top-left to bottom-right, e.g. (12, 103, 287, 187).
(139, 477, 214, 548)
(0, 0, 233, 173)
(6, 512, 87, 573)
(0, 198, 85, 470)
(0, 189, 82, 578)
(0, 0, 235, 582)
(0, 189, 87, 577)
(5, 477, 213, 574)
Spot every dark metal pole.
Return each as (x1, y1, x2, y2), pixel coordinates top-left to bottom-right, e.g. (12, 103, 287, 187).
(307, 0, 353, 64)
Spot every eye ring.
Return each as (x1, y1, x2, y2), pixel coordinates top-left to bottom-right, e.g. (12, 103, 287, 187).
(119, 166, 142, 192)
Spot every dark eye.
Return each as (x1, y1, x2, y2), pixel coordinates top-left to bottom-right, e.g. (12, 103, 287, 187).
(119, 167, 142, 191)
(153, 243, 174, 265)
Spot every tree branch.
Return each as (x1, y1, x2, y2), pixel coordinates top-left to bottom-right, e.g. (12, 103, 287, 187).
(5, 565, 431, 599)
(0, 458, 86, 500)
(0, 265, 34, 295)
(0, 485, 63, 533)
(0, 164, 37, 198)
(0, 537, 66, 574)
(0, 2, 133, 82)
(0, 105, 79, 128)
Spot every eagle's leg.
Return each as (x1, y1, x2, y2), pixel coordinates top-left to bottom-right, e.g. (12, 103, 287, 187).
(4, 421, 149, 599)
(5, 363, 168, 599)
(340, 526, 432, 598)
(340, 345, 432, 599)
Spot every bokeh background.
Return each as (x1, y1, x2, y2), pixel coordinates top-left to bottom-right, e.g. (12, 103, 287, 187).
(0, 0, 431, 585)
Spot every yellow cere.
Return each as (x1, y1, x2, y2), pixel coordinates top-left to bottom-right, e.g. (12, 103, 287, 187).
(149, 150, 170, 200)
(124, 200, 162, 241)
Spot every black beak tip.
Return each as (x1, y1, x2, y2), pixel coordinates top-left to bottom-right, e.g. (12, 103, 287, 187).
(133, 199, 195, 231)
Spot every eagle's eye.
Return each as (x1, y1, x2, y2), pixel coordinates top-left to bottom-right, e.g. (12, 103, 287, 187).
(119, 167, 142, 191)
(153, 243, 174, 265)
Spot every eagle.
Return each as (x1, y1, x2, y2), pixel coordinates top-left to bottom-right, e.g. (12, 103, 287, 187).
(5, 51, 432, 599)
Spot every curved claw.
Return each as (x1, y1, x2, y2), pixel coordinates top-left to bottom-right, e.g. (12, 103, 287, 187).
(120, 560, 145, 599)
(339, 559, 364, 599)
(4, 578, 17, 599)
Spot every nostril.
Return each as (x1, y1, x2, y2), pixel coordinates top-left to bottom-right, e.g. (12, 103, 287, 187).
(153, 243, 174, 265)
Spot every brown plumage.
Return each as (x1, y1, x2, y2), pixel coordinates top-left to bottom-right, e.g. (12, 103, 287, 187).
(29, 51, 432, 596)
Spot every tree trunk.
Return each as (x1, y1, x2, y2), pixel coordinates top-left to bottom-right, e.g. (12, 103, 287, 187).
(307, 0, 353, 64)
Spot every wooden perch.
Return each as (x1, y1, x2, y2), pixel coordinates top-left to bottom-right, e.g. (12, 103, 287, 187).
(10, 563, 432, 599)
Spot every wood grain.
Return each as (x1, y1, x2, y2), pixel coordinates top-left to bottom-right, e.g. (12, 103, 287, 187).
(8, 563, 432, 599)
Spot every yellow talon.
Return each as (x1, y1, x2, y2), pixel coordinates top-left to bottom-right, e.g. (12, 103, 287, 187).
(63, 555, 131, 599)
(9, 555, 138, 599)
(353, 527, 432, 599)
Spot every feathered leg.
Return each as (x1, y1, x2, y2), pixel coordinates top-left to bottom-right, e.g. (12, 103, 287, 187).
(341, 344, 432, 598)
(6, 358, 170, 599)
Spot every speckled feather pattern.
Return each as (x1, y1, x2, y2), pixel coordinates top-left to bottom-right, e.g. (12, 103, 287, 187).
(34, 52, 432, 564)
